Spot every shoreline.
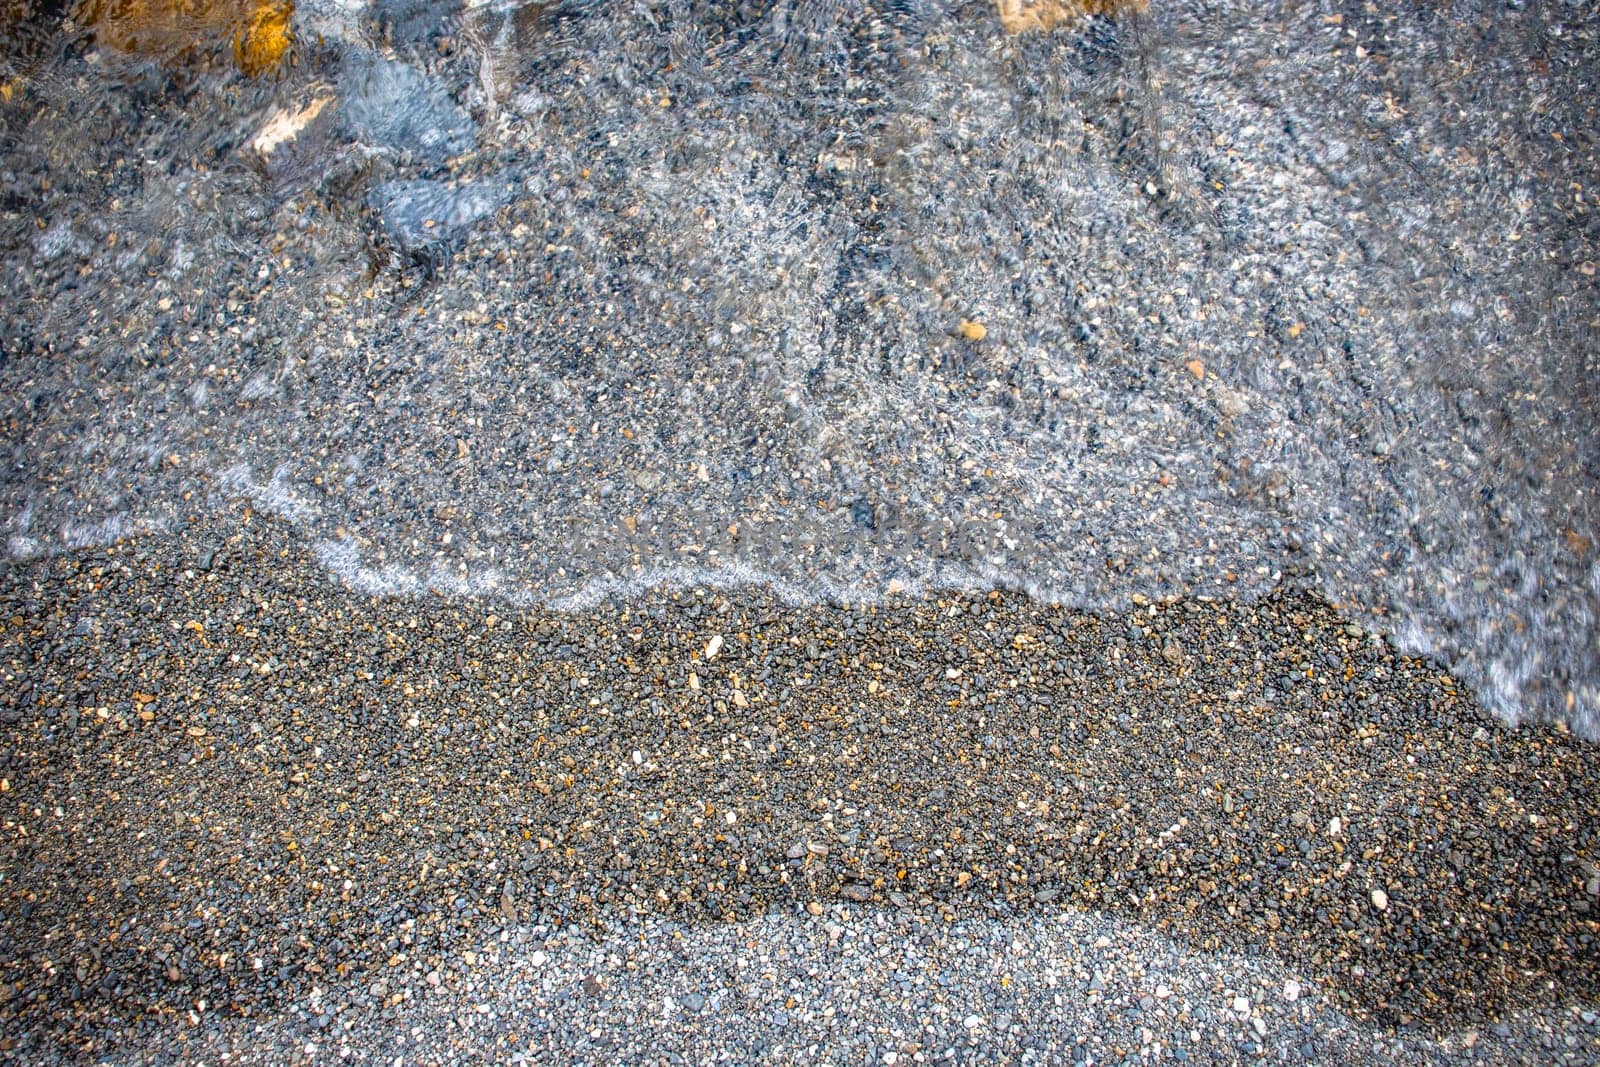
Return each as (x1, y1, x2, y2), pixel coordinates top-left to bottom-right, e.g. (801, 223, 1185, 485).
(1, 508, 1596, 1061)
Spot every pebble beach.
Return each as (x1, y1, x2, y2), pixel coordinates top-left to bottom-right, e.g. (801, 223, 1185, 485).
(1, 511, 1595, 1062)
(2, 0, 1598, 1059)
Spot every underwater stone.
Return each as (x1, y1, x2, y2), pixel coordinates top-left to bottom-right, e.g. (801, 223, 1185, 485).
(340, 51, 475, 163)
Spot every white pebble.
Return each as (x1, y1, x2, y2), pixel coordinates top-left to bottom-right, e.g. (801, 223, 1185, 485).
(1282, 979, 1302, 1003)
(1232, 996, 1250, 1014)
(1371, 888, 1389, 910)
(705, 634, 723, 659)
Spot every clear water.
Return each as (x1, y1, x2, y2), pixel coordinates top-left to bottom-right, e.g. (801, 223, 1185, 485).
(1, 0, 1596, 734)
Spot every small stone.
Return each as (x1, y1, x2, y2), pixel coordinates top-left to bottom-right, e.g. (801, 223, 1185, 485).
(840, 883, 872, 902)
(704, 634, 723, 659)
(682, 992, 705, 1012)
(1185, 358, 1206, 380)
(1215, 388, 1249, 417)
(957, 319, 987, 341)
(1232, 996, 1250, 1014)
(806, 901, 824, 915)
(1371, 888, 1389, 910)
(1327, 816, 1342, 836)
(1282, 979, 1302, 1003)
(963, 1015, 982, 1029)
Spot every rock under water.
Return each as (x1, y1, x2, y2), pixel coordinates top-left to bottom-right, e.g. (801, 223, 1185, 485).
(0, 0, 1596, 735)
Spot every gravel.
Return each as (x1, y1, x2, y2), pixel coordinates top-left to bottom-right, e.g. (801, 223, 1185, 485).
(0, 511, 1595, 1061)
(0, 0, 1597, 1061)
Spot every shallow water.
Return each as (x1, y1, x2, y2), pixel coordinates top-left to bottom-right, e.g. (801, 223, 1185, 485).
(1, 0, 1596, 733)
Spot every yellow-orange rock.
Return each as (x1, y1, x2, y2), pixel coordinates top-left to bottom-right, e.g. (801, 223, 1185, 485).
(74, 0, 293, 75)
(232, 0, 291, 75)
